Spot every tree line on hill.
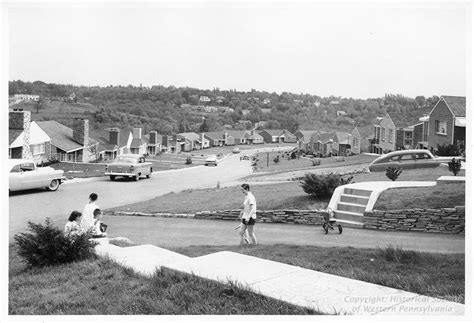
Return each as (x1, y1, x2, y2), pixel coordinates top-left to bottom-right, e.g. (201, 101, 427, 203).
(9, 80, 439, 136)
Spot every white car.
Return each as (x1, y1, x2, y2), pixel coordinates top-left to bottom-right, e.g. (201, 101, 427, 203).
(205, 155, 218, 166)
(9, 159, 65, 192)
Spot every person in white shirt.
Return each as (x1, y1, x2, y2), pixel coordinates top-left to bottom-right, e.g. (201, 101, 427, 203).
(64, 211, 82, 237)
(239, 183, 257, 245)
(81, 193, 99, 233)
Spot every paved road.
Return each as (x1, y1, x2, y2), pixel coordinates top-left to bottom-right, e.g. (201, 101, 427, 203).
(8, 152, 253, 239)
(104, 216, 464, 254)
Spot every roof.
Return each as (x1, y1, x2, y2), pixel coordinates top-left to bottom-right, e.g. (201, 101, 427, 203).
(90, 128, 133, 151)
(178, 132, 200, 141)
(204, 131, 225, 140)
(225, 130, 250, 139)
(9, 129, 23, 146)
(335, 132, 351, 144)
(442, 96, 466, 117)
(319, 132, 337, 143)
(130, 138, 147, 148)
(296, 130, 318, 142)
(36, 120, 83, 152)
(260, 129, 284, 136)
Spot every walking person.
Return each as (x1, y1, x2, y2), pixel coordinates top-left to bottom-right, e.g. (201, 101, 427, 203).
(239, 183, 257, 245)
(81, 192, 99, 233)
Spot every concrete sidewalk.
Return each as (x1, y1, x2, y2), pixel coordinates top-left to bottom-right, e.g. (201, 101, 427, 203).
(95, 239, 465, 316)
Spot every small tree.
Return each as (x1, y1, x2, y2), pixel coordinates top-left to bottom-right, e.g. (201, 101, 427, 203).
(385, 167, 402, 181)
(185, 155, 192, 165)
(436, 144, 460, 157)
(14, 218, 97, 268)
(273, 155, 280, 164)
(448, 158, 462, 176)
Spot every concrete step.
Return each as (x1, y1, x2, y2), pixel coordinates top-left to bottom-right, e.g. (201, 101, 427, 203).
(334, 210, 364, 224)
(337, 202, 367, 214)
(340, 194, 369, 205)
(343, 187, 372, 197)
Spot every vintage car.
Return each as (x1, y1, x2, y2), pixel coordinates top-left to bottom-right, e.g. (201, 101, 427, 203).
(205, 154, 218, 166)
(368, 149, 441, 172)
(9, 159, 65, 192)
(105, 154, 153, 181)
(232, 147, 240, 154)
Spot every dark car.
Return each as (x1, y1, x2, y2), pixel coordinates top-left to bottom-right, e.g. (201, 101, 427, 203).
(368, 149, 440, 172)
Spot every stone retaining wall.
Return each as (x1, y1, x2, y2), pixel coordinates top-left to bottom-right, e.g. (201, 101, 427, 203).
(363, 206, 465, 233)
(108, 209, 327, 225)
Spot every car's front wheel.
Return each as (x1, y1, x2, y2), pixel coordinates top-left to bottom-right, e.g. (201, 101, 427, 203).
(47, 179, 60, 191)
(110, 175, 116, 181)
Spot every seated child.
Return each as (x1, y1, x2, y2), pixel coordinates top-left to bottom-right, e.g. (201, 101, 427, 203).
(65, 211, 82, 236)
(92, 208, 107, 238)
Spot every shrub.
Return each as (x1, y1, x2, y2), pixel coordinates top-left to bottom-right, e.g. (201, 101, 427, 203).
(311, 158, 321, 166)
(436, 144, 460, 156)
(385, 167, 402, 181)
(300, 173, 354, 198)
(273, 155, 280, 164)
(448, 158, 462, 176)
(377, 245, 422, 264)
(185, 156, 192, 165)
(14, 218, 98, 268)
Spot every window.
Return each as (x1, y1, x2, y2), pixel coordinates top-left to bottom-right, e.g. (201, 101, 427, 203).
(400, 154, 415, 161)
(388, 129, 393, 143)
(31, 143, 45, 155)
(381, 128, 386, 141)
(353, 138, 359, 148)
(435, 120, 447, 134)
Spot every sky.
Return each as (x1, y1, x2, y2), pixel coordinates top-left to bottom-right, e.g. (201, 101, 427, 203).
(5, 1, 471, 99)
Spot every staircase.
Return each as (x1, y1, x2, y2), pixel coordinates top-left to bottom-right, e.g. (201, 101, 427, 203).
(334, 187, 372, 228)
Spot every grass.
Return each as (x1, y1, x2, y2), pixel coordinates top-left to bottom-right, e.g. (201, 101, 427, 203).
(374, 182, 465, 210)
(9, 243, 464, 314)
(254, 152, 378, 173)
(107, 182, 330, 214)
(352, 165, 465, 182)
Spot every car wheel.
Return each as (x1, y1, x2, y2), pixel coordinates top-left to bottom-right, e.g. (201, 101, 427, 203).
(110, 175, 116, 181)
(47, 179, 60, 191)
(134, 174, 139, 181)
(338, 225, 343, 234)
(146, 171, 152, 179)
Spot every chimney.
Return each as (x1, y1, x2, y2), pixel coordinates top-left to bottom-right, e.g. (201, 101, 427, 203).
(162, 135, 168, 146)
(223, 132, 228, 143)
(73, 118, 89, 146)
(109, 128, 120, 146)
(133, 127, 142, 139)
(9, 110, 32, 159)
(201, 133, 205, 149)
(150, 131, 157, 145)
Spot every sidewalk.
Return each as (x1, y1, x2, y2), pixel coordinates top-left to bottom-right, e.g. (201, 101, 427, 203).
(95, 240, 465, 316)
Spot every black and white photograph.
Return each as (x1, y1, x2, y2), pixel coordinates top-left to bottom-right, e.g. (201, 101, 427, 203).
(2, 0, 472, 320)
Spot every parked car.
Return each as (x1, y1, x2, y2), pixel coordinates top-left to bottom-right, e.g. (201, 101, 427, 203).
(240, 154, 250, 161)
(232, 147, 240, 154)
(9, 159, 65, 192)
(205, 155, 218, 166)
(368, 149, 440, 172)
(105, 154, 153, 181)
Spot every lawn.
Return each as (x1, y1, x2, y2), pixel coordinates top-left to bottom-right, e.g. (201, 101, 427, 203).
(253, 152, 378, 173)
(374, 182, 465, 210)
(9, 244, 464, 314)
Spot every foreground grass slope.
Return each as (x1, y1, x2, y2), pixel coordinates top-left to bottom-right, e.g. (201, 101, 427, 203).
(9, 244, 464, 315)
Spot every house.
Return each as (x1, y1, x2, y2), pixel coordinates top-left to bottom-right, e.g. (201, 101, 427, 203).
(199, 96, 211, 103)
(91, 127, 134, 161)
(9, 110, 51, 164)
(162, 135, 181, 153)
(259, 129, 285, 143)
(244, 131, 265, 144)
(350, 127, 362, 155)
(13, 94, 40, 102)
(335, 132, 352, 156)
(427, 96, 466, 153)
(224, 131, 249, 145)
(36, 118, 100, 162)
(241, 109, 251, 116)
(263, 99, 271, 105)
(295, 130, 318, 152)
(204, 132, 226, 147)
(282, 129, 297, 143)
(177, 132, 209, 150)
(413, 116, 429, 149)
(369, 113, 396, 154)
(309, 132, 338, 156)
(130, 127, 148, 155)
(261, 108, 272, 114)
(143, 131, 162, 156)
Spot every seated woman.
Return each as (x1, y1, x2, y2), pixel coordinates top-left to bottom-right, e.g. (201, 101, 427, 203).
(91, 208, 107, 238)
(65, 211, 82, 237)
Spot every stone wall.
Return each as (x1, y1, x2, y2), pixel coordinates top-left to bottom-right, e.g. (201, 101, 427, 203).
(363, 206, 465, 233)
(108, 209, 327, 225)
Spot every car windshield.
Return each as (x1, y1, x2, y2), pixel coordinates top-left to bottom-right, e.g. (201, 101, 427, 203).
(116, 157, 137, 163)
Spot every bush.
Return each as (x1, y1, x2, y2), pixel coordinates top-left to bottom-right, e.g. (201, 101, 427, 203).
(436, 144, 460, 156)
(273, 155, 280, 164)
(300, 173, 353, 198)
(377, 245, 422, 264)
(448, 158, 462, 176)
(185, 156, 192, 165)
(14, 218, 98, 268)
(385, 167, 402, 181)
(311, 158, 321, 166)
